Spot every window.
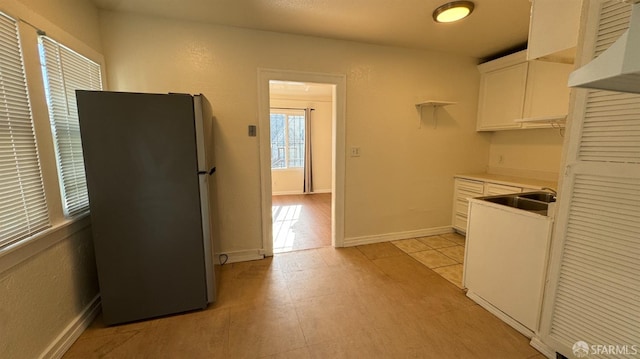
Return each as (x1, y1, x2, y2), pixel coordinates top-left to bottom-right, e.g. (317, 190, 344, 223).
(0, 13, 50, 248)
(270, 110, 305, 169)
(39, 36, 102, 217)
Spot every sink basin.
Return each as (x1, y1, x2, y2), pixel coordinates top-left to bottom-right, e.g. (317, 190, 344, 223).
(479, 191, 556, 216)
(483, 196, 549, 213)
(518, 192, 556, 203)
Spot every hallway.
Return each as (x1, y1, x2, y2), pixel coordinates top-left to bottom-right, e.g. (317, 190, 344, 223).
(272, 193, 331, 253)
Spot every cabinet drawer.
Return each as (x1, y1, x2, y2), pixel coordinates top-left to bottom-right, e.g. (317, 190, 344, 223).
(484, 183, 522, 196)
(458, 189, 483, 201)
(456, 179, 484, 194)
(454, 214, 468, 233)
(456, 198, 472, 216)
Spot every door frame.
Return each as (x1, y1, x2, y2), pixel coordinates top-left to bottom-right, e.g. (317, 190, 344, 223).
(257, 69, 346, 256)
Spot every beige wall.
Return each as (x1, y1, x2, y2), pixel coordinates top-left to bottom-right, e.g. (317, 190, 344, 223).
(0, 0, 102, 358)
(488, 128, 564, 181)
(0, 221, 98, 359)
(98, 10, 491, 251)
(4, 0, 102, 53)
(270, 96, 333, 194)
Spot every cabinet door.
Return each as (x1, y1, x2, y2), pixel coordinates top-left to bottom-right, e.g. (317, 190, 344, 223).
(521, 60, 573, 129)
(477, 62, 528, 131)
(527, 0, 582, 61)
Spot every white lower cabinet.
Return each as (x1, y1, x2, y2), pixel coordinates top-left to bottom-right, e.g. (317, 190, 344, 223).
(463, 198, 553, 336)
(452, 179, 484, 234)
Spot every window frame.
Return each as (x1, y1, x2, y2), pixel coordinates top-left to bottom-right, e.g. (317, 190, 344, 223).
(269, 109, 306, 170)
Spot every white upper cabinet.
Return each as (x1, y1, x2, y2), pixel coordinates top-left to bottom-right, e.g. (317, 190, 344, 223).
(476, 50, 573, 131)
(521, 59, 574, 128)
(527, 0, 583, 62)
(476, 52, 528, 131)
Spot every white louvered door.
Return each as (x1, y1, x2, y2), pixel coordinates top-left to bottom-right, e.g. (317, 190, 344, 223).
(536, 1, 640, 358)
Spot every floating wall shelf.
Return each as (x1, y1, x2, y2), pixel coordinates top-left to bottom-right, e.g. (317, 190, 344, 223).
(513, 115, 566, 124)
(415, 101, 456, 128)
(514, 115, 567, 134)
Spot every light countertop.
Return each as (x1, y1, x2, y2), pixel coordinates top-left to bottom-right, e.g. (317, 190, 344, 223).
(455, 173, 558, 190)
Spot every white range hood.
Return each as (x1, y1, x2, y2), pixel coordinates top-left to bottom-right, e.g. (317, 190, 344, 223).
(568, 0, 640, 94)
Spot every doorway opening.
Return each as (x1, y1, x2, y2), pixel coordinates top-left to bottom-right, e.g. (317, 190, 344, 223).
(269, 81, 333, 253)
(257, 69, 346, 256)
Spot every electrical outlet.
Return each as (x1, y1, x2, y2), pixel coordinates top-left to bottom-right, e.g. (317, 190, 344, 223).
(350, 147, 361, 157)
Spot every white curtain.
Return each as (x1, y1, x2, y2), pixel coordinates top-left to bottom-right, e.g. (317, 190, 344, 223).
(303, 108, 313, 194)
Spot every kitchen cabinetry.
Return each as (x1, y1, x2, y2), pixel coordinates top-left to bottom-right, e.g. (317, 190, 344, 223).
(452, 178, 484, 233)
(476, 50, 573, 131)
(452, 174, 557, 233)
(527, 0, 582, 62)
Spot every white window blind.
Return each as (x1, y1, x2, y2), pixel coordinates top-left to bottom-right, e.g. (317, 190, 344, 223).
(39, 36, 102, 217)
(0, 12, 50, 248)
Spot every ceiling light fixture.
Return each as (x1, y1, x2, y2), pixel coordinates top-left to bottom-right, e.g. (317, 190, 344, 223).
(433, 1, 475, 23)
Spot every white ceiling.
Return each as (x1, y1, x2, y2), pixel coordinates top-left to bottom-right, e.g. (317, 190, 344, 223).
(91, 0, 532, 59)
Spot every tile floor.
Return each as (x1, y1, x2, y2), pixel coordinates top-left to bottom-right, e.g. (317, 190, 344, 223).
(392, 233, 466, 289)
(63, 240, 543, 358)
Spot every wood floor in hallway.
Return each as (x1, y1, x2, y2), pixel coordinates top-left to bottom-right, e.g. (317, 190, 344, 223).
(272, 193, 331, 253)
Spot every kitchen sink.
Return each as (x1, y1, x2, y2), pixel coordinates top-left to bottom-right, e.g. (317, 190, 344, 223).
(518, 192, 556, 203)
(479, 191, 556, 216)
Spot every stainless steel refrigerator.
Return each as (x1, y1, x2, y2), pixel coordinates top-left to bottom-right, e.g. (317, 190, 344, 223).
(76, 91, 217, 325)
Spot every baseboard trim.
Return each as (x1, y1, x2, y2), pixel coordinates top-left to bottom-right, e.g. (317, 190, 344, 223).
(272, 189, 332, 196)
(343, 226, 453, 247)
(40, 294, 101, 359)
(530, 336, 555, 358)
(217, 250, 265, 264)
(272, 190, 303, 196)
(310, 189, 332, 194)
(465, 290, 534, 339)
(223, 226, 454, 262)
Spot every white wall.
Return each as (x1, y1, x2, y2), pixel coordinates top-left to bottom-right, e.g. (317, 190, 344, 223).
(0, 1, 103, 358)
(270, 95, 333, 195)
(488, 128, 564, 181)
(98, 10, 491, 253)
